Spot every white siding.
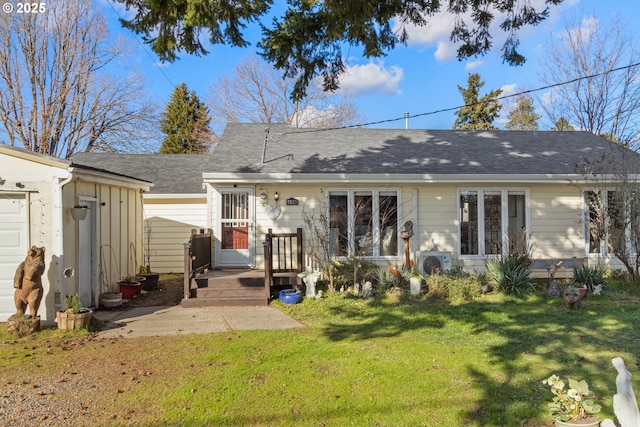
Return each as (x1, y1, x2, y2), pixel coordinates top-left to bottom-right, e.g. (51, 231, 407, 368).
(0, 150, 67, 323)
(207, 181, 612, 277)
(143, 197, 208, 273)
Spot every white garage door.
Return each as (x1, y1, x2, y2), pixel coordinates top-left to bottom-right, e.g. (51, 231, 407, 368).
(0, 194, 28, 321)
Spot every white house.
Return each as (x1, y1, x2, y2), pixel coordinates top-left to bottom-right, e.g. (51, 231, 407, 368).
(201, 123, 640, 278)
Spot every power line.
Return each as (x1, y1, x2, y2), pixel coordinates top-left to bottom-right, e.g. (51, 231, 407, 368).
(286, 61, 640, 134)
(105, 2, 176, 90)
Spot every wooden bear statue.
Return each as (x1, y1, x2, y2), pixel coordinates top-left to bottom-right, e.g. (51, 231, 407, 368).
(13, 246, 46, 318)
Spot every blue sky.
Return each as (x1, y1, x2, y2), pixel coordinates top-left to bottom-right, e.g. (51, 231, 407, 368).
(101, 0, 639, 132)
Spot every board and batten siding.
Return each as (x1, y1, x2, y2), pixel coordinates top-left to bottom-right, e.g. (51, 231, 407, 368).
(62, 178, 146, 302)
(143, 197, 208, 273)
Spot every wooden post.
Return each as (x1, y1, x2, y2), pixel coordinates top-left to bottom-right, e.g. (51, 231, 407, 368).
(263, 229, 273, 298)
(403, 238, 411, 267)
(183, 242, 191, 300)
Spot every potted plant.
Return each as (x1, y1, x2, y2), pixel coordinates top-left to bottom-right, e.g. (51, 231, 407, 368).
(542, 374, 602, 426)
(139, 265, 159, 291)
(118, 275, 142, 299)
(56, 293, 93, 330)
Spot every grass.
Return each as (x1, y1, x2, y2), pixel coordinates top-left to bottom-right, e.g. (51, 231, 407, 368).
(2, 284, 640, 426)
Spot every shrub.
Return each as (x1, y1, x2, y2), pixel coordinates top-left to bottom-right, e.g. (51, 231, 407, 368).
(572, 265, 605, 292)
(374, 266, 397, 294)
(485, 256, 534, 296)
(331, 259, 379, 289)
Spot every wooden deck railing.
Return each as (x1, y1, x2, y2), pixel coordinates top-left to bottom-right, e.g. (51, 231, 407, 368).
(263, 228, 303, 297)
(183, 229, 212, 300)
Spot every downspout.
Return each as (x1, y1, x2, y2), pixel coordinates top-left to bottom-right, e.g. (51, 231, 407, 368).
(55, 169, 74, 311)
(412, 188, 418, 261)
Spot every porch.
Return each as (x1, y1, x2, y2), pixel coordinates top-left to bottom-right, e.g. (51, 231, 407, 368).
(180, 228, 303, 307)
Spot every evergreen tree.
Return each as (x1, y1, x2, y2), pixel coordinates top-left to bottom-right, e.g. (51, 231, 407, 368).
(453, 73, 502, 130)
(505, 94, 539, 130)
(160, 83, 213, 153)
(551, 117, 575, 131)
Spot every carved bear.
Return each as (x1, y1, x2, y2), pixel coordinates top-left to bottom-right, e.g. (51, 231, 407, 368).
(13, 246, 45, 318)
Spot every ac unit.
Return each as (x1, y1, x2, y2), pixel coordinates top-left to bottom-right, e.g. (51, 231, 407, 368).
(420, 251, 452, 276)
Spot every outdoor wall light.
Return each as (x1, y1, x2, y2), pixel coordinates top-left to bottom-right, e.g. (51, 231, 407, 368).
(259, 192, 267, 201)
(273, 192, 279, 203)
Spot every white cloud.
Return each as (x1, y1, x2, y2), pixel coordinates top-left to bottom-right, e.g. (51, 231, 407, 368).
(500, 84, 517, 98)
(465, 60, 484, 71)
(339, 61, 404, 96)
(394, 0, 564, 64)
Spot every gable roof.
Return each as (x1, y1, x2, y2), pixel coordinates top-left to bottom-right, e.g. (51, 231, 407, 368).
(71, 153, 212, 194)
(205, 123, 638, 183)
(0, 143, 152, 188)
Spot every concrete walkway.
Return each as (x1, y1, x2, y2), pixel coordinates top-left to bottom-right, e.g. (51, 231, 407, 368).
(93, 305, 305, 339)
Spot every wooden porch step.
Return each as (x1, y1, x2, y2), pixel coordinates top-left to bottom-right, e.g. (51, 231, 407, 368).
(181, 270, 269, 308)
(181, 296, 268, 308)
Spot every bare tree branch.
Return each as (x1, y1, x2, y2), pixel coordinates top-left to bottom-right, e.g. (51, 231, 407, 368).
(207, 54, 363, 135)
(0, 0, 158, 158)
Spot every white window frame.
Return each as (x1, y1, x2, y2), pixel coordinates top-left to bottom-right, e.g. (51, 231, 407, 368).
(457, 188, 530, 259)
(326, 188, 402, 259)
(583, 189, 638, 257)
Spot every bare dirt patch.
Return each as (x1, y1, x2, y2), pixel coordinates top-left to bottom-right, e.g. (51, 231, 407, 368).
(1, 274, 187, 426)
(97, 273, 184, 312)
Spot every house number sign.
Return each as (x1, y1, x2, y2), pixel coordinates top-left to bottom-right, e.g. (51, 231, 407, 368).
(286, 198, 298, 205)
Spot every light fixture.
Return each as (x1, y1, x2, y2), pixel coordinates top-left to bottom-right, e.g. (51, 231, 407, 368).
(259, 192, 267, 201)
(273, 192, 279, 203)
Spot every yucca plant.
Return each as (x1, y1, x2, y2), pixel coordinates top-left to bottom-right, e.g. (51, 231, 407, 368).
(485, 256, 534, 296)
(572, 265, 605, 292)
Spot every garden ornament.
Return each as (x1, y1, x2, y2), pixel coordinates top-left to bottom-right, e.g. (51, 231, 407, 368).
(297, 266, 321, 298)
(12, 246, 45, 319)
(612, 357, 640, 427)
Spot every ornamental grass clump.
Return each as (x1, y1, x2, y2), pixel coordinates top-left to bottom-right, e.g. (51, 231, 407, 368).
(542, 375, 601, 422)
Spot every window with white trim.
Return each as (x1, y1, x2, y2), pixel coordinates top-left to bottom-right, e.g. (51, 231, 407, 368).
(328, 189, 399, 258)
(459, 189, 528, 256)
(584, 190, 639, 255)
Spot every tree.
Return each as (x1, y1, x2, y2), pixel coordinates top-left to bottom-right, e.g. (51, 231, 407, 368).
(505, 94, 539, 130)
(117, 0, 563, 100)
(578, 150, 640, 285)
(0, 0, 156, 158)
(207, 55, 362, 134)
(160, 83, 213, 154)
(453, 73, 502, 130)
(551, 118, 575, 131)
(539, 15, 640, 145)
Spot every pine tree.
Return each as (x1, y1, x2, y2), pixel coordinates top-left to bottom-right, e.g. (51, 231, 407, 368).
(453, 73, 502, 130)
(160, 83, 213, 153)
(505, 94, 539, 130)
(551, 117, 575, 131)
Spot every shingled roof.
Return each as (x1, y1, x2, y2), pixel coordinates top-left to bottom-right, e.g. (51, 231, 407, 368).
(71, 153, 212, 194)
(210, 123, 636, 177)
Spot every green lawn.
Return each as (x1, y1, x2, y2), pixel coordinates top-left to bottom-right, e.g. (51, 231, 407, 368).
(2, 289, 639, 426)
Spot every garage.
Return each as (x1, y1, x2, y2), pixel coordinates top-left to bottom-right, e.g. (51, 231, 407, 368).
(0, 193, 28, 321)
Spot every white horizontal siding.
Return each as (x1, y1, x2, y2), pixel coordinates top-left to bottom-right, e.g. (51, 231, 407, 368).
(143, 197, 207, 273)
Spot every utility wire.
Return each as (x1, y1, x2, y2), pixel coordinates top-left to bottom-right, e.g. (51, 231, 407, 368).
(285, 61, 640, 134)
(106, 2, 176, 90)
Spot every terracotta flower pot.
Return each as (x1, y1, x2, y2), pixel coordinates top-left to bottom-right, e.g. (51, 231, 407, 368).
(119, 281, 141, 299)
